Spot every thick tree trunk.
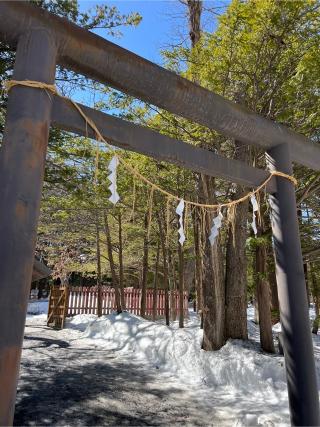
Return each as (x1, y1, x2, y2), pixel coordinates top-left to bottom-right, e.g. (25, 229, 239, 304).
(255, 238, 275, 353)
(183, 0, 204, 332)
(95, 214, 102, 317)
(103, 211, 121, 313)
(225, 142, 249, 340)
(118, 211, 126, 310)
(225, 200, 249, 339)
(201, 175, 225, 350)
(178, 241, 184, 328)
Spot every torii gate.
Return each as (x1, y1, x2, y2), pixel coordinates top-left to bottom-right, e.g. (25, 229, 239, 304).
(0, 2, 319, 425)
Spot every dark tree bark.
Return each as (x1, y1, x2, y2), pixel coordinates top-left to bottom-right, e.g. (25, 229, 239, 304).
(255, 232, 275, 353)
(298, 208, 311, 306)
(141, 212, 150, 318)
(254, 297, 259, 324)
(103, 211, 121, 313)
(304, 262, 311, 306)
(184, 0, 226, 348)
(118, 211, 126, 310)
(184, 0, 204, 331)
(192, 208, 203, 318)
(267, 245, 280, 324)
(152, 242, 160, 321)
(183, 0, 202, 48)
(201, 175, 225, 350)
(169, 251, 177, 321)
(158, 213, 170, 326)
(95, 212, 102, 317)
(225, 141, 249, 340)
(225, 200, 249, 339)
(178, 240, 185, 328)
(311, 263, 319, 334)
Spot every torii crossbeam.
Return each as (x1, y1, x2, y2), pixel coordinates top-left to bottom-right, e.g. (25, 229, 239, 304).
(0, 2, 319, 425)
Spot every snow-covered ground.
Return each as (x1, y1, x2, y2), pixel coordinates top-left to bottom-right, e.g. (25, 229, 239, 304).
(23, 301, 320, 426)
(26, 299, 48, 316)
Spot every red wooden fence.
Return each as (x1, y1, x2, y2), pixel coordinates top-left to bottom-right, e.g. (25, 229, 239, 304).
(67, 286, 188, 318)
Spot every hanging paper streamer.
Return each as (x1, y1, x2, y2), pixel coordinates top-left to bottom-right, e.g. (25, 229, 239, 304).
(108, 155, 120, 204)
(176, 199, 185, 246)
(209, 211, 223, 246)
(250, 195, 258, 236)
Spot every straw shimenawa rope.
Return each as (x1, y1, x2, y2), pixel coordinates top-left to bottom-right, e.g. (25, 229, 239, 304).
(3, 79, 298, 210)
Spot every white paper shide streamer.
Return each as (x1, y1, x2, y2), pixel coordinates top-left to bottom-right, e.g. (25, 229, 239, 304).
(176, 199, 185, 246)
(107, 155, 120, 204)
(209, 211, 223, 246)
(250, 195, 259, 235)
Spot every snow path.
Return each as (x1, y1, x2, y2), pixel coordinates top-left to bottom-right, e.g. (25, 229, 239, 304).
(15, 308, 295, 426)
(18, 302, 320, 426)
(15, 317, 231, 426)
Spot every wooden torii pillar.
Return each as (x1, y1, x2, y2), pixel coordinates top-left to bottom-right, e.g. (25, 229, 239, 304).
(267, 144, 319, 424)
(0, 2, 319, 426)
(0, 30, 57, 424)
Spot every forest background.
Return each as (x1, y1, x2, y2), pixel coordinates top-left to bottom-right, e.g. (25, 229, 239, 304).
(1, 0, 319, 353)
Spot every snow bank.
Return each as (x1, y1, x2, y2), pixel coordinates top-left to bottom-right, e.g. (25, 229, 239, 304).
(56, 308, 297, 425)
(72, 311, 286, 398)
(67, 314, 98, 332)
(27, 299, 48, 316)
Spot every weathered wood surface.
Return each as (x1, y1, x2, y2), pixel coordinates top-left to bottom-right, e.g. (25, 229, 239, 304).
(47, 287, 69, 329)
(51, 96, 275, 191)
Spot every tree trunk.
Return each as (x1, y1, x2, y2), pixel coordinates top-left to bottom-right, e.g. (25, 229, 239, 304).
(311, 263, 319, 334)
(95, 213, 102, 317)
(312, 297, 319, 335)
(225, 142, 249, 340)
(201, 175, 225, 350)
(141, 212, 150, 318)
(103, 211, 121, 313)
(267, 245, 280, 324)
(178, 241, 184, 328)
(225, 200, 249, 339)
(169, 250, 177, 321)
(185, 0, 202, 48)
(254, 297, 259, 324)
(158, 213, 170, 326)
(183, 0, 205, 330)
(118, 211, 126, 310)
(192, 207, 203, 318)
(304, 262, 311, 306)
(255, 238, 275, 353)
(298, 208, 311, 307)
(152, 242, 160, 321)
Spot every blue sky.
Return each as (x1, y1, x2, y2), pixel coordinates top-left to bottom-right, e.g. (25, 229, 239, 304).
(79, 1, 224, 63)
(80, 1, 184, 64)
(75, 1, 184, 105)
(75, 1, 225, 105)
